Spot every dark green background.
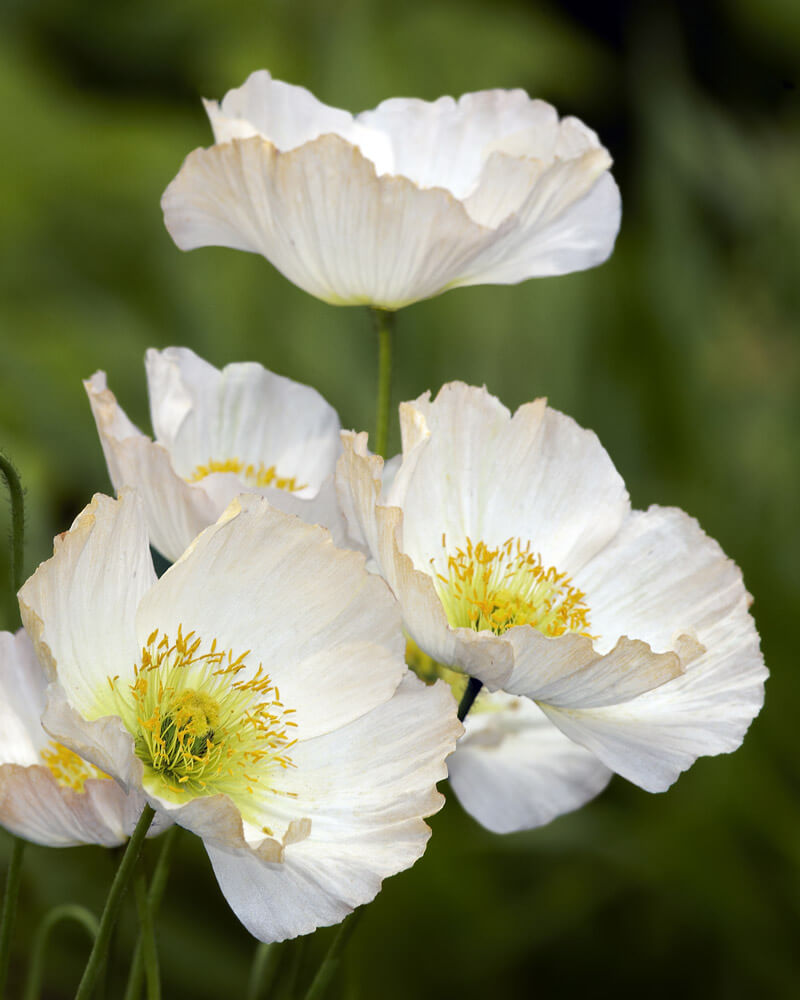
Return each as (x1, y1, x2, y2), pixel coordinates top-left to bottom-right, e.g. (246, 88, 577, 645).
(1, 0, 798, 996)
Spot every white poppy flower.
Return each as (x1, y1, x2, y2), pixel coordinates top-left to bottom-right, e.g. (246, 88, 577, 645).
(18, 490, 460, 941)
(86, 346, 347, 563)
(161, 70, 621, 309)
(338, 383, 767, 832)
(0, 629, 162, 847)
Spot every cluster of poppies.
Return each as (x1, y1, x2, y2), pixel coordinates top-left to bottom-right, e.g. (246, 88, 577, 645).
(0, 71, 766, 946)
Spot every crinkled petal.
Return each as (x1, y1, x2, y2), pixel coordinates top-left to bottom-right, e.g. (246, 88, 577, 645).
(206, 674, 460, 941)
(145, 347, 341, 492)
(456, 158, 621, 284)
(85, 372, 219, 562)
(448, 693, 612, 833)
(540, 507, 767, 791)
(18, 491, 155, 719)
(357, 90, 561, 197)
(0, 765, 136, 847)
(336, 432, 514, 688)
(396, 383, 629, 575)
(162, 134, 505, 309)
(0, 630, 49, 764)
(136, 495, 406, 741)
(204, 69, 393, 173)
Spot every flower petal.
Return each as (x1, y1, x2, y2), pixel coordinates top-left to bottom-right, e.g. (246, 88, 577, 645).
(85, 372, 219, 562)
(0, 630, 49, 764)
(358, 90, 561, 198)
(145, 347, 341, 493)
(19, 491, 155, 720)
(395, 383, 630, 578)
(205, 674, 460, 941)
(539, 507, 767, 791)
(456, 155, 621, 284)
(135, 495, 406, 741)
(448, 693, 612, 833)
(0, 764, 137, 847)
(162, 134, 501, 309)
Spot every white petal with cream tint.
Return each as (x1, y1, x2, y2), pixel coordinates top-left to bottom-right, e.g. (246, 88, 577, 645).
(19, 490, 461, 940)
(0, 629, 158, 847)
(86, 346, 347, 563)
(337, 382, 767, 831)
(162, 71, 621, 308)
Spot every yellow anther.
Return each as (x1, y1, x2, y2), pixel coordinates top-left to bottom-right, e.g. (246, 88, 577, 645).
(41, 741, 110, 793)
(188, 458, 307, 493)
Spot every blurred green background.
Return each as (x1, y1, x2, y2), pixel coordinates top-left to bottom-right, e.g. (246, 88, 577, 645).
(1, 0, 799, 996)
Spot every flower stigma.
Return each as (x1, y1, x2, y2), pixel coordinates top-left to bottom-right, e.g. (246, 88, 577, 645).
(430, 535, 593, 638)
(189, 458, 307, 492)
(40, 742, 110, 793)
(108, 626, 297, 805)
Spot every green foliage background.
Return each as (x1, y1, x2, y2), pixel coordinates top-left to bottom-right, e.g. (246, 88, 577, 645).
(0, 0, 798, 996)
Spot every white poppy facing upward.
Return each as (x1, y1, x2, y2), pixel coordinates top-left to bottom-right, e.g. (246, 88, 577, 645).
(162, 71, 621, 309)
(0, 629, 164, 847)
(337, 383, 767, 833)
(86, 346, 346, 563)
(19, 490, 460, 941)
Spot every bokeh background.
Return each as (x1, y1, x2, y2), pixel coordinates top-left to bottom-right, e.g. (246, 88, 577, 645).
(1, 0, 798, 996)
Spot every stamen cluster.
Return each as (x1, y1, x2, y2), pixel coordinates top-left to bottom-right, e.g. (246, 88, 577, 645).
(189, 458, 306, 492)
(109, 626, 297, 802)
(40, 741, 110, 793)
(431, 535, 592, 638)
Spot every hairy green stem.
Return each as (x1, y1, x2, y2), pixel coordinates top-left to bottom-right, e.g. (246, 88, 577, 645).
(0, 453, 25, 595)
(457, 677, 483, 722)
(74, 805, 155, 1000)
(24, 905, 98, 1000)
(123, 826, 179, 1000)
(371, 308, 395, 459)
(303, 909, 364, 1000)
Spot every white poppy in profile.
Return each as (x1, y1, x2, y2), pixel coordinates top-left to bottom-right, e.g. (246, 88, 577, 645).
(19, 490, 460, 941)
(161, 70, 621, 309)
(0, 629, 163, 847)
(86, 346, 346, 563)
(338, 383, 767, 833)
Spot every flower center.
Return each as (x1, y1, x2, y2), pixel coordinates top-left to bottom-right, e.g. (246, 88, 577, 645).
(430, 535, 592, 637)
(40, 742, 110, 793)
(189, 458, 306, 492)
(109, 626, 297, 803)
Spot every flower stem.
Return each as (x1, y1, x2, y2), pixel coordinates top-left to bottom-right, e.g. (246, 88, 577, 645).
(74, 805, 155, 1000)
(24, 905, 99, 1000)
(244, 942, 280, 1000)
(303, 909, 364, 1000)
(0, 452, 25, 595)
(457, 677, 483, 722)
(123, 826, 179, 1000)
(371, 308, 395, 458)
(132, 874, 159, 1000)
(0, 837, 25, 997)
(0, 456, 27, 997)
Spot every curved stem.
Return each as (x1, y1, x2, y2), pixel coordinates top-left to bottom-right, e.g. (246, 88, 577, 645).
(303, 909, 364, 1000)
(0, 453, 25, 595)
(0, 837, 25, 997)
(123, 826, 179, 1000)
(371, 308, 395, 459)
(74, 805, 155, 1000)
(24, 905, 98, 1000)
(457, 677, 483, 722)
(0, 456, 27, 997)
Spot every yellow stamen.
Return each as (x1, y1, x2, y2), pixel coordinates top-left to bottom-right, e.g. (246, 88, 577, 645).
(40, 742, 110, 793)
(188, 458, 306, 492)
(108, 626, 296, 805)
(431, 535, 593, 638)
